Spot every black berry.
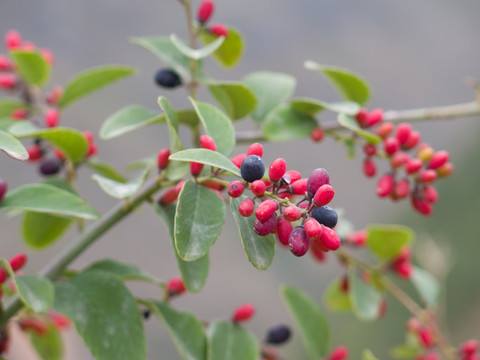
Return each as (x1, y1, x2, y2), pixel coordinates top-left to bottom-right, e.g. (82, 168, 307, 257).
(240, 155, 265, 182)
(266, 324, 291, 345)
(39, 158, 61, 176)
(143, 310, 151, 320)
(311, 205, 338, 229)
(154, 69, 182, 89)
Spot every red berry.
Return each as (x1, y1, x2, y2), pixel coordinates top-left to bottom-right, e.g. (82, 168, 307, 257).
(390, 151, 409, 168)
(190, 162, 204, 176)
(19, 318, 48, 335)
(0, 55, 11, 70)
(5, 30, 22, 50)
(291, 178, 308, 195)
(288, 226, 310, 257)
(376, 121, 394, 138)
(404, 130, 421, 149)
(304, 218, 323, 241)
(269, 158, 287, 182)
(285, 170, 301, 183)
(50, 313, 71, 330)
(394, 260, 412, 279)
(420, 169, 437, 183)
(0, 73, 16, 89)
(197, 0, 215, 23)
(319, 227, 341, 251)
(159, 187, 179, 205)
(239, 198, 255, 217)
(27, 145, 43, 162)
(210, 23, 229, 37)
(247, 143, 263, 157)
(355, 108, 368, 127)
(395, 179, 410, 199)
(423, 186, 438, 204)
(437, 162, 454, 177)
(0, 178, 7, 203)
(346, 230, 367, 246)
(0, 268, 7, 284)
(277, 219, 293, 246)
(460, 340, 478, 357)
(41, 48, 55, 66)
(418, 327, 434, 348)
(46, 86, 63, 105)
(167, 277, 186, 296)
(157, 148, 170, 169)
(394, 247, 412, 263)
(54, 148, 64, 160)
(11, 108, 27, 120)
(307, 168, 330, 197)
(395, 123, 412, 145)
(227, 181, 244, 198)
(255, 199, 277, 221)
(83, 131, 94, 143)
(329, 346, 349, 360)
(87, 143, 98, 159)
(250, 180, 266, 197)
(199, 134, 217, 151)
(283, 206, 301, 222)
(428, 150, 449, 169)
(9, 253, 27, 271)
(406, 158, 423, 174)
(407, 317, 421, 332)
(367, 108, 383, 126)
(314, 184, 334, 207)
(384, 137, 400, 155)
(232, 304, 255, 322)
(363, 143, 377, 156)
(310, 127, 324, 142)
(412, 198, 433, 216)
(44, 108, 60, 127)
(363, 158, 377, 177)
(231, 154, 247, 169)
(376, 174, 394, 197)
(175, 181, 186, 194)
(310, 242, 327, 262)
(254, 213, 277, 236)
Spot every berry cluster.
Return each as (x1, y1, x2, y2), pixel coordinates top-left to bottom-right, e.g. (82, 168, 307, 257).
(459, 340, 479, 360)
(353, 108, 453, 216)
(228, 143, 341, 258)
(0, 253, 27, 299)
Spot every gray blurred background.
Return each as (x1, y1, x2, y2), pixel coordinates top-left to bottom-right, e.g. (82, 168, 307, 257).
(1, 0, 480, 359)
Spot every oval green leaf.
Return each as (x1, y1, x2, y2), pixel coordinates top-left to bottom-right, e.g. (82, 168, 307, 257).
(324, 278, 352, 312)
(0, 98, 26, 118)
(207, 320, 259, 360)
(305, 61, 371, 105)
(22, 211, 73, 249)
(85, 159, 127, 183)
(290, 98, 360, 116)
(0, 129, 29, 160)
(59, 65, 136, 109)
(337, 113, 381, 144)
(175, 180, 225, 261)
(169, 149, 241, 177)
(170, 33, 224, 60)
(262, 105, 317, 141)
(366, 224, 414, 260)
(281, 285, 329, 359)
(230, 196, 275, 270)
(349, 266, 382, 321)
(11, 50, 51, 87)
(92, 167, 151, 199)
(244, 71, 296, 122)
(200, 26, 244, 68)
(411, 266, 440, 308)
(0, 183, 99, 219)
(207, 82, 257, 120)
(54, 271, 146, 360)
(30, 323, 64, 360)
(85, 259, 162, 286)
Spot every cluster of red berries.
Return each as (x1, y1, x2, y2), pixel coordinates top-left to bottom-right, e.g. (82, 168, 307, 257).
(353, 108, 453, 216)
(0, 253, 27, 299)
(459, 340, 479, 360)
(228, 143, 342, 258)
(406, 317, 441, 360)
(197, 0, 229, 37)
(390, 246, 413, 280)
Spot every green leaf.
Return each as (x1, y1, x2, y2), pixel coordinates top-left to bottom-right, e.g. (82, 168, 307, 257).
(229, 196, 275, 270)
(262, 105, 317, 141)
(85, 159, 127, 182)
(0, 129, 29, 160)
(0, 99, 26, 118)
(324, 278, 352, 312)
(411, 266, 440, 308)
(366, 224, 414, 260)
(100, 104, 161, 140)
(200, 26, 244, 68)
(190, 98, 235, 156)
(0, 183, 99, 219)
(9, 122, 88, 162)
(349, 266, 382, 321)
(207, 82, 257, 120)
(169, 149, 241, 177)
(170, 33, 224, 60)
(0, 118, 15, 131)
(363, 349, 380, 360)
(147, 301, 207, 360)
(391, 344, 420, 359)
(131, 36, 207, 82)
(337, 113, 381, 144)
(207, 320, 259, 360)
(244, 71, 296, 122)
(281, 285, 329, 359)
(305, 61, 371, 105)
(155, 203, 209, 293)
(85, 259, 162, 286)
(92, 167, 151, 199)
(54, 271, 146, 360)
(290, 98, 360, 116)
(30, 323, 64, 360)
(175, 180, 225, 261)
(59, 65, 136, 109)
(11, 51, 50, 87)
(22, 212, 72, 249)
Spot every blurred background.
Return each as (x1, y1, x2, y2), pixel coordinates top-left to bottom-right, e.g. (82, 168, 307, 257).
(1, 0, 480, 359)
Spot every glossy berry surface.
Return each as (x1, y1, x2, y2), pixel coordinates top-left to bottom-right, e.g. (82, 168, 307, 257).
(247, 142, 263, 157)
(319, 226, 341, 250)
(288, 226, 309, 257)
(255, 199, 277, 221)
(304, 218, 323, 241)
(210, 23, 229, 37)
(157, 148, 170, 169)
(227, 181, 244, 198)
(154, 68, 182, 88)
(231, 153, 247, 169)
(283, 206, 301, 222)
(250, 180, 266, 197)
(240, 155, 265, 182)
(254, 214, 277, 236)
(190, 162, 204, 176)
(269, 158, 287, 182)
(232, 303, 255, 322)
(306, 168, 330, 197)
(166, 277, 186, 296)
(311, 206, 338, 229)
(314, 184, 334, 207)
(199, 134, 216, 151)
(39, 158, 61, 176)
(197, 0, 215, 23)
(276, 219, 293, 246)
(238, 198, 255, 217)
(44, 108, 59, 127)
(10, 253, 27, 271)
(265, 324, 291, 345)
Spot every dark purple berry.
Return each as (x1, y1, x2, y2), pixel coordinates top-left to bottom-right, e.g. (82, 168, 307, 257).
(266, 324, 291, 345)
(143, 310, 151, 320)
(280, 173, 291, 187)
(311, 206, 338, 229)
(241, 155, 265, 183)
(39, 158, 61, 176)
(154, 68, 182, 89)
(0, 178, 7, 203)
(306, 168, 330, 198)
(254, 213, 277, 236)
(288, 226, 309, 257)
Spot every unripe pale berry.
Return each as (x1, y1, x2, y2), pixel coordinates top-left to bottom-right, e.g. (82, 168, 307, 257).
(304, 218, 323, 241)
(27, 145, 43, 162)
(288, 226, 309, 257)
(239, 198, 255, 217)
(420, 169, 437, 183)
(307, 168, 330, 198)
(269, 158, 287, 182)
(254, 214, 277, 236)
(277, 219, 293, 246)
(159, 187, 178, 205)
(319, 226, 341, 251)
(384, 137, 400, 155)
(197, 0, 215, 23)
(314, 184, 334, 207)
(157, 148, 170, 169)
(5, 30, 22, 50)
(436, 162, 454, 177)
(283, 206, 301, 222)
(328, 346, 349, 360)
(355, 108, 368, 127)
(363, 158, 376, 177)
(231, 153, 247, 169)
(167, 277, 186, 296)
(44, 108, 60, 127)
(255, 199, 277, 221)
(417, 145, 434, 162)
(311, 206, 338, 229)
(406, 158, 423, 174)
(311, 127, 324, 142)
(190, 162, 204, 176)
(209, 23, 229, 37)
(367, 109, 383, 126)
(376, 174, 394, 197)
(247, 142, 263, 157)
(154, 68, 182, 88)
(428, 150, 449, 169)
(232, 304, 255, 322)
(10, 253, 27, 271)
(227, 181, 244, 198)
(291, 178, 308, 195)
(266, 325, 291, 345)
(250, 180, 266, 196)
(199, 134, 216, 151)
(404, 130, 421, 149)
(395, 123, 412, 145)
(376, 121, 394, 138)
(241, 155, 265, 182)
